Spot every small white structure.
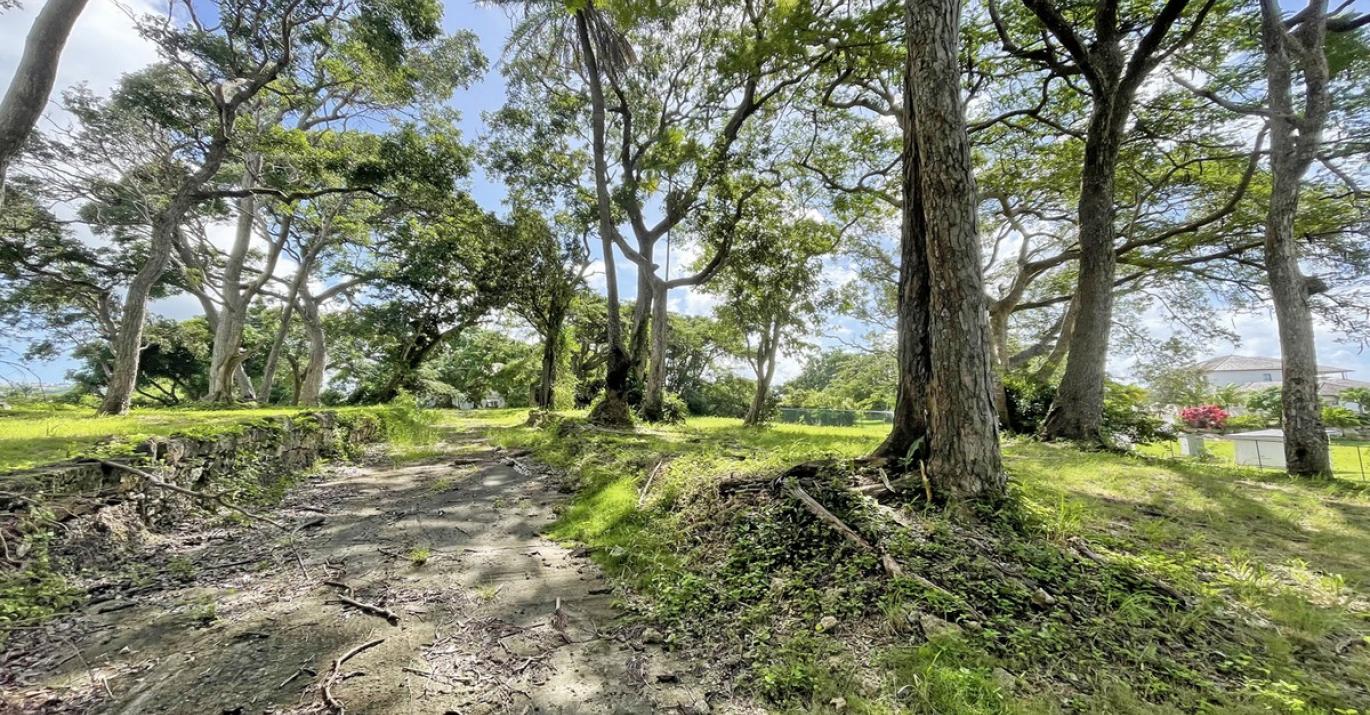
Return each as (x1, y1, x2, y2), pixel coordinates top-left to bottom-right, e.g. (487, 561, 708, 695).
(1178, 433, 1208, 457)
(1226, 429, 1286, 469)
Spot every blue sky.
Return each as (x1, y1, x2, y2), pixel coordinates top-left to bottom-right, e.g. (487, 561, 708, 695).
(2, 0, 1368, 387)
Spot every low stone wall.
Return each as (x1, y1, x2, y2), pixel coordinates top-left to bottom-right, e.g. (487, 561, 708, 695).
(0, 411, 381, 528)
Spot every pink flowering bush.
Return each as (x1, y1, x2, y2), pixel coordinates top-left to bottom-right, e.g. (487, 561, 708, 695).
(1179, 404, 1228, 431)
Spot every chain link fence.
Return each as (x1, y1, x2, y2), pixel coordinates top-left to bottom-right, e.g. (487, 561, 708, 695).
(776, 407, 894, 427)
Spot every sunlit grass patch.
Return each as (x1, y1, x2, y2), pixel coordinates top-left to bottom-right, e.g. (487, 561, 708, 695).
(459, 411, 1370, 712)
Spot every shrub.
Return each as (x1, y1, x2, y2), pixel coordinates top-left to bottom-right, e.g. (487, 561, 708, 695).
(1102, 382, 1168, 444)
(1225, 414, 1267, 431)
(1322, 405, 1361, 428)
(1246, 387, 1282, 423)
(1002, 374, 1054, 435)
(652, 392, 690, 424)
(1179, 404, 1228, 431)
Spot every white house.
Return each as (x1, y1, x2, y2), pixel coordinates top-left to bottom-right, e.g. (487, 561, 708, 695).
(1193, 354, 1350, 387)
(1192, 354, 1370, 410)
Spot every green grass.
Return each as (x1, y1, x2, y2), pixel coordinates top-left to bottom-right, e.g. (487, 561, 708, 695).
(1140, 437, 1370, 482)
(0, 404, 350, 472)
(469, 411, 1370, 713)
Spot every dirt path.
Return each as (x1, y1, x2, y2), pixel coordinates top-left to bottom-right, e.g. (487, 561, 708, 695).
(3, 441, 731, 714)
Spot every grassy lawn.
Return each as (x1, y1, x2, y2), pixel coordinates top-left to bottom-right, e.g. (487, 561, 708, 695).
(471, 412, 1370, 713)
(0, 404, 379, 472)
(1140, 437, 1370, 482)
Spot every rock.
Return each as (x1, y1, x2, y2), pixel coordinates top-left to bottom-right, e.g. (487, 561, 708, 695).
(816, 615, 839, 633)
(917, 613, 962, 639)
(641, 627, 665, 644)
(992, 667, 1016, 692)
(829, 696, 848, 710)
(1031, 588, 1057, 607)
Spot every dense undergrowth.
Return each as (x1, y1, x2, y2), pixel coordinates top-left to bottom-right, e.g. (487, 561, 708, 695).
(485, 412, 1370, 714)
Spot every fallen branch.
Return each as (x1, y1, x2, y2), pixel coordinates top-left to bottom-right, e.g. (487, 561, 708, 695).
(291, 516, 326, 533)
(788, 481, 968, 608)
(322, 637, 385, 714)
(786, 481, 902, 579)
(715, 474, 774, 494)
(96, 460, 286, 530)
(333, 593, 401, 626)
(637, 458, 671, 508)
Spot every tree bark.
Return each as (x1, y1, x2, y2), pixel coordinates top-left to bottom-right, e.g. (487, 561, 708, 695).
(296, 288, 326, 407)
(908, 0, 1004, 500)
(259, 287, 302, 403)
(536, 309, 565, 409)
(744, 319, 780, 426)
(0, 0, 89, 206)
(207, 165, 260, 403)
(989, 306, 1011, 422)
(640, 279, 670, 420)
(1040, 93, 1127, 441)
(627, 247, 654, 403)
(1259, 0, 1332, 476)
(99, 138, 233, 414)
(871, 8, 932, 463)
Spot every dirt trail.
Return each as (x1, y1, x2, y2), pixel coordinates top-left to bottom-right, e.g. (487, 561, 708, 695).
(3, 440, 735, 714)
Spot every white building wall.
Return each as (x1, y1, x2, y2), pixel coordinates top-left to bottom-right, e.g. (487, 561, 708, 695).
(1206, 369, 1279, 387)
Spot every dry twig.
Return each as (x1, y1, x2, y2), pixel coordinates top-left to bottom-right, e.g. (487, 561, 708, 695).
(321, 637, 385, 714)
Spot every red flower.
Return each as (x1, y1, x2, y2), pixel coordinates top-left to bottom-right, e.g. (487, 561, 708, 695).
(1180, 405, 1228, 430)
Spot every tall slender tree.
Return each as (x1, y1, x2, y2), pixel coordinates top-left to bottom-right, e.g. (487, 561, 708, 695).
(1255, 0, 1366, 475)
(0, 0, 88, 207)
(990, 0, 1219, 442)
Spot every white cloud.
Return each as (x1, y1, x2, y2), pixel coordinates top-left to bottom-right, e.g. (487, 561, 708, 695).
(1117, 302, 1370, 383)
(2, 0, 162, 128)
(668, 285, 720, 317)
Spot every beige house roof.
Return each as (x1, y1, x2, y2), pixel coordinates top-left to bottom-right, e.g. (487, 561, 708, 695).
(1318, 378, 1370, 398)
(1228, 377, 1370, 397)
(1193, 354, 1351, 374)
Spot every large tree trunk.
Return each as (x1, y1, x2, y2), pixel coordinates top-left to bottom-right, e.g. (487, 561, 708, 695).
(908, 0, 1004, 500)
(99, 225, 175, 415)
(627, 247, 654, 403)
(207, 173, 259, 403)
(296, 292, 326, 407)
(988, 306, 1011, 422)
(744, 319, 780, 427)
(1031, 297, 1078, 383)
(536, 309, 565, 409)
(640, 279, 670, 420)
(577, 8, 632, 427)
(259, 296, 299, 404)
(0, 0, 89, 206)
(100, 135, 231, 415)
(1039, 96, 1126, 442)
(1260, 0, 1331, 476)
(871, 11, 932, 463)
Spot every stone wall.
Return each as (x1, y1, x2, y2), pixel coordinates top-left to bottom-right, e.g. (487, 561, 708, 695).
(0, 411, 381, 528)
